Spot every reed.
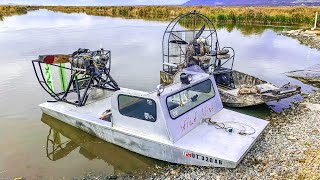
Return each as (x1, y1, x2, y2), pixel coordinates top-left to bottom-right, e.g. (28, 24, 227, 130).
(0, 5, 319, 27)
(40, 5, 320, 26)
(0, 5, 29, 19)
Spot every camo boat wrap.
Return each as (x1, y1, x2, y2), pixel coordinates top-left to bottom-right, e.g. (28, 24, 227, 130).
(160, 70, 301, 107)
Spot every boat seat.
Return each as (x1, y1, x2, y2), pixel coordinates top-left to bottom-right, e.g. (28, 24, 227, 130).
(167, 101, 180, 111)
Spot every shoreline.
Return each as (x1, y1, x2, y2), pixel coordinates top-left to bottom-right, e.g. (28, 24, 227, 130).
(281, 29, 320, 50)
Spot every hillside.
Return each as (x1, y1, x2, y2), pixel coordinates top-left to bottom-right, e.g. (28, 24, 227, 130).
(183, 0, 320, 6)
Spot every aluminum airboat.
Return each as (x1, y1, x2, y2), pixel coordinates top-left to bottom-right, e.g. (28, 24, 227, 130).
(33, 48, 268, 168)
(160, 11, 301, 107)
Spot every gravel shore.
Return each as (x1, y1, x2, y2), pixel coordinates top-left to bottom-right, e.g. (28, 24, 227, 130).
(80, 91, 320, 180)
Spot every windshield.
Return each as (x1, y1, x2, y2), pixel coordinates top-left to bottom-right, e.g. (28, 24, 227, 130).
(166, 79, 215, 119)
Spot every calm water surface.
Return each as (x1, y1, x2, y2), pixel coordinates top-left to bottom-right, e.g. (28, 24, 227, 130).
(0, 10, 319, 179)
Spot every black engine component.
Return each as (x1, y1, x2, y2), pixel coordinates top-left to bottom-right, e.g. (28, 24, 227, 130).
(214, 72, 233, 87)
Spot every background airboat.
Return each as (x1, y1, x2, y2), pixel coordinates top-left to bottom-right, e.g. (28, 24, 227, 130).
(160, 11, 301, 107)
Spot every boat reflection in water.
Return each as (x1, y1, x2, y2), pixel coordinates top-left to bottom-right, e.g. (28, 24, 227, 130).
(41, 113, 161, 176)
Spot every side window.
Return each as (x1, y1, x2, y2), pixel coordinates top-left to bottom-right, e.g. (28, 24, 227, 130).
(118, 95, 157, 122)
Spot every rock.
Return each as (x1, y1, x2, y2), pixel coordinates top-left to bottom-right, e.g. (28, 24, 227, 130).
(299, 102, 320, 111)
(312, 129, 319, 134)
(299, 103, 308, 108)
(288, 136, 297, 141)
(14, 178, 25, 180)
(270, 172, 278, 178)
(305, 103, 320, 111)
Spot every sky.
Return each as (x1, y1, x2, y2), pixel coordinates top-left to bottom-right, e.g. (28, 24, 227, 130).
(0, 0, 189, 6)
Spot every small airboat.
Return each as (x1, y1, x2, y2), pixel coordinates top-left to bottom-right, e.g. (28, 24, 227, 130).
(160, 11, 301, 107)
(32, 48, 268, 168)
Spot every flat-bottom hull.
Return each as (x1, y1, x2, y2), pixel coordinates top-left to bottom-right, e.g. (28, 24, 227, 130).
(219, 89, 300, 107)
(220, 70, 301, 107)
(39, 101, 268, 168)
(160, 70, 301, 107)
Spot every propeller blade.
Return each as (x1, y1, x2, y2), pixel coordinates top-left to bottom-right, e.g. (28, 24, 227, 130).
(194, 24, 206, 41)
(169, 40, 188, 45)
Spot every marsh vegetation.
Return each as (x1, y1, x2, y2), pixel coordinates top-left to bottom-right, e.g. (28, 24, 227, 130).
(0, 5, 319, 27)
(0, 6, 32, 20)
(41, 6, 320, 26)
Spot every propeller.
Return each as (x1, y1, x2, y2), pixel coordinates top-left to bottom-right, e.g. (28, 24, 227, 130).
(193, 24, 206, 42)
(169, 40, 188, 44)
(169, 24, 206, 45)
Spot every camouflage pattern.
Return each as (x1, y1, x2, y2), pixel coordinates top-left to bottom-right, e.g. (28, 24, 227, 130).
(160, 71, 175, 85)
(231, 70, 266, 87)
(185, 39, 212, 65)
(160, 70, 301, 107)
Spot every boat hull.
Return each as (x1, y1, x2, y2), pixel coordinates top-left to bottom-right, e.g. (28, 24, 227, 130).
(160, 70, 301, 107)
(219, 89, 300, 107)
(222, 70, 301, 107)
(40, 101, 268, 168)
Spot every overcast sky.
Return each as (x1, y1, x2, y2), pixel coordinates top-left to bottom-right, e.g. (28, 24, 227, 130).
(0, 0, 189, 5)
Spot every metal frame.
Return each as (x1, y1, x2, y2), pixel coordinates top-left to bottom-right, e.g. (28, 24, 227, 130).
(162, 11, 236, 73)
(32, 50, 119, 106)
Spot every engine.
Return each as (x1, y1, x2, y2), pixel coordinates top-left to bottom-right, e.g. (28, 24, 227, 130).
(186, 38, 211, 66)
(70, 48, 110, 74)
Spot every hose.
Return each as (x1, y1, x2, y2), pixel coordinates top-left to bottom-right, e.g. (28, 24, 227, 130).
(203, 117, 256, 136)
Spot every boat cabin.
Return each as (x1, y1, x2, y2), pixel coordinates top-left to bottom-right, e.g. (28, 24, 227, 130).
(110, 67, 223, 143)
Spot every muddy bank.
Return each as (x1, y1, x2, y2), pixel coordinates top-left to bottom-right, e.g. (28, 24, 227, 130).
(281, 29, 320, 50)
(78, 91, 320, 179)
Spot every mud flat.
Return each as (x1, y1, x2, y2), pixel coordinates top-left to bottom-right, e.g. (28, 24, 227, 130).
(79, 91, 320, 179)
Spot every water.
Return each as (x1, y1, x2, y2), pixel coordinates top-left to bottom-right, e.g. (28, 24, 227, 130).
(0, 9, 319, 179)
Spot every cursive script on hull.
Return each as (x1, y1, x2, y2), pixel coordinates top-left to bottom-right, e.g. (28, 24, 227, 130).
(180, 102, 215, 134)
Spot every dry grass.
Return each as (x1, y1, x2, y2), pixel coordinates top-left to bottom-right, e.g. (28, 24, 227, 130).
(40, 6, 320, 26)
(0, 5, 29, 18)
(0, 5, 319, 26)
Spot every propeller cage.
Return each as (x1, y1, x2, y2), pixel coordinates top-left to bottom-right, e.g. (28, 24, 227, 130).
(32, 49, 120, 107)
(162, 11, 219, 74)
